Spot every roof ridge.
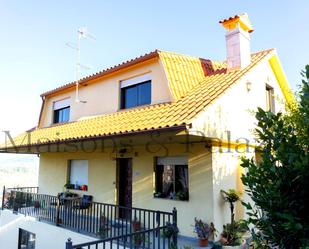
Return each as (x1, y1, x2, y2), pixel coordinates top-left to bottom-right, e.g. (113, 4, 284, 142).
(41, 49, 160, 97)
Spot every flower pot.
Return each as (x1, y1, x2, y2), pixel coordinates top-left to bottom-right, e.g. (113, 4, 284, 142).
(34, 201, 41, 209)
(199, 238, 209, 247)
(132, 221, 141, 231)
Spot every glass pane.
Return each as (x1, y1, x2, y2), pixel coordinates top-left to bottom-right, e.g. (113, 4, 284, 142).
(124, 86, 138, 108)
(175, 165, 189, 200)
(53, 107, 70, 123)
(138, 81, 151, 105)
(61, 107, 70, 122)
(19, 229, 36, 249)
(53, 109, 60, 123)
(161, 165, 175, 198)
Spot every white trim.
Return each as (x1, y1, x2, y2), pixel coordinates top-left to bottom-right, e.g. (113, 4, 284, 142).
(53, 98, 71, 110)
(120, 73, 151, 88)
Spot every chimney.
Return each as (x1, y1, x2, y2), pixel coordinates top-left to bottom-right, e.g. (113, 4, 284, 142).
(219, 13, 254, 70)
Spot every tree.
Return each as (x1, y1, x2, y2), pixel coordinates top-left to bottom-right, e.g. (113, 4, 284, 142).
(220, 189, 241, 224)
(241, 66, 309, 249)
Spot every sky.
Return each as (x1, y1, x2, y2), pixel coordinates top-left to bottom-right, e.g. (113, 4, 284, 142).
(0, 0, 308, 137)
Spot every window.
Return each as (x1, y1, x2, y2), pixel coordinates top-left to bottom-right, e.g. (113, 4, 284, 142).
(18, 229, 36, 249)
(53, 98, 70, 124)
(266, 85, 275, 112)
(67, 160, 88, 191)
(121, 81, 151, 109)
(154, 156, 189, 201)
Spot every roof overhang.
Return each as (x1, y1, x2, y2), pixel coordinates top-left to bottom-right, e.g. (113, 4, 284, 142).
(0, 125, 188, 154)
(268, 53, 295, 105)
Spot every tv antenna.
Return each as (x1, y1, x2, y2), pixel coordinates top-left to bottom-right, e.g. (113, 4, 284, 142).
(66, 27, 96, 103)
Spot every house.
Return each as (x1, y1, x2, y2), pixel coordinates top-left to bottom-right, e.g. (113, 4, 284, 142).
(0, 13, 293, 249)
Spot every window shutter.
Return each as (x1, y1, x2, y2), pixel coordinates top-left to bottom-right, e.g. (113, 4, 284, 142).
(70, 160, 88, 186)
(53, 98, 70, 110)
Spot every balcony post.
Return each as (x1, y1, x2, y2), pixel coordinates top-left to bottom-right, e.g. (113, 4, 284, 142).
(172, 207, 178, 246)
(1, 186, 5, 210)
(56, 194, 61, 226)
(65, 238, 73, 249)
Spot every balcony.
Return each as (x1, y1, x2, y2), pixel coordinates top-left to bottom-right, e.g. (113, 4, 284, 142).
(1, 187, 178, 249)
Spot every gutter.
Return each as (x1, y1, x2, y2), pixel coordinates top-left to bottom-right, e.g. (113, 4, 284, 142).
(0, 124, 187, 152)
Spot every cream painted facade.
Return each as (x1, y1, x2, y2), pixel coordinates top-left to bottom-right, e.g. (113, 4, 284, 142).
(38, 143, 213, 237)
(39, 58, 172, 128)
(36, 51, 289, 238)
(190, 56, 286, 144)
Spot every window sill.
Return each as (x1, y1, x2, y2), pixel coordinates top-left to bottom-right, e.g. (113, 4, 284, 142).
(119, 103, 152, 112)
(66, 185, 88, 192)
(153, 196, 189, 202)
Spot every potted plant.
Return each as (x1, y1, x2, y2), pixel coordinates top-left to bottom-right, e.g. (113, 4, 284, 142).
(176, 190, 189, 201)
(33, 201, 41, 209)
(162, 221, 179, 239)
(132, 216, 141, 231)
(219, 189, 246, 248)
(133, 233, 149, 247)
(97, 215, 110, 238)
(193, 218, 216, 247)
(220, 220, 248, 249)
(64, 183, 74, 190)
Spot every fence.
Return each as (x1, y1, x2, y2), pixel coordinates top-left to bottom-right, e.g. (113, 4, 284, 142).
(66, 225, 174, 249)
(1, 186, 178, 248)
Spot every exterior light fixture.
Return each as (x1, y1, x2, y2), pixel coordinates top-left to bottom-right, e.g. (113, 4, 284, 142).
(246, 81, 252, 92)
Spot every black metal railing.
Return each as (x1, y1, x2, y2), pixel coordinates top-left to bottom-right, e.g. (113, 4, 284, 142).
(1, 186, 39, 209)
(5, 186, 39, 193)
(66, 224, 175, 249)
(1, 186, 178, 248)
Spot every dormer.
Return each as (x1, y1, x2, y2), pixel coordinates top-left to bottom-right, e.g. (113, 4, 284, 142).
(38, 52, 173, 128)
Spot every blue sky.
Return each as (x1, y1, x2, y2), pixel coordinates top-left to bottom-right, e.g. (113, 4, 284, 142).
(0, 0, 308, 135)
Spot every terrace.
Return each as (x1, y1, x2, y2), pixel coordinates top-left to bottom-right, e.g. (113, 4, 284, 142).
(1, 186, 178, 249)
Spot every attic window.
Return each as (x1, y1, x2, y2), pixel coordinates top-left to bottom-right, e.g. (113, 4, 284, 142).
(120, 74, 151, 109)
(53, 98, 70, 124)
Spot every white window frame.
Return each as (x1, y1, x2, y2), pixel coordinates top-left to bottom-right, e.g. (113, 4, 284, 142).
(69, 160, 88, 186)
(120, 73, 151, 88)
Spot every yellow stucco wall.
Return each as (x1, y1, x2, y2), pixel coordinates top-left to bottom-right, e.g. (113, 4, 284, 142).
(40, 58, 172, 127)
(38, 143, 213, 237)
(190, 58, 286, 144)
(211, 145, 255, 234)
(187, 57, 287, 234)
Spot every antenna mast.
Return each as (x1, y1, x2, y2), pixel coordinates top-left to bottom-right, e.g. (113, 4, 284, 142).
(66, 27, 95, 103)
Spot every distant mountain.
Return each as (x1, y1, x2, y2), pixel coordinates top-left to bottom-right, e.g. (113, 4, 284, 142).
(0, 154, 39, 170)
(0, 154, 39, 190)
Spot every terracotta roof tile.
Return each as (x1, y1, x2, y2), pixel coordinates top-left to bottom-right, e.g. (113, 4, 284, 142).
(1, 49, 274, 149)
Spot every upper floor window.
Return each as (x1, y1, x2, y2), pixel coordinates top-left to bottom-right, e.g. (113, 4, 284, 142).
(120, 74, 152, 109)
(265, 84, 275, 112)
(53, 98, 70, 124)
(18, 228, 36, 249)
